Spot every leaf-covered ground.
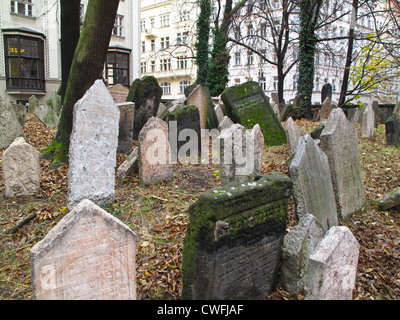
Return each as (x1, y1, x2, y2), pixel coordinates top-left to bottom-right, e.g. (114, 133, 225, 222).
(0, 113, 399, 300)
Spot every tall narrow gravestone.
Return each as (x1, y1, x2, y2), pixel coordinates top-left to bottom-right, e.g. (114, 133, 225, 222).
(0, 100, 25, 149)
(361, 104, 374, 138)
(320, 108, 366, 218)
(117, 102, 135, 154)
(385, 115, 399, 147)
(285, 117, 301, 155)
(221, 81, 286, 146)
(31, 199, 136, 300)
(181, 172, 293, 300)
(289, 134, 338, 230)
(68, 80, 120, 210)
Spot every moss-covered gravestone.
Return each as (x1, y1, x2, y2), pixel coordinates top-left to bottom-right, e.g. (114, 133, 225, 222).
(385, 115, 399, 147)
(221, 81, 286, 146)
(181, 172, 292, 300)
(126, 76, 162, 140)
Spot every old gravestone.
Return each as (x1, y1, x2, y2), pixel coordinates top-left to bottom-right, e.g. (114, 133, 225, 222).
(361, 104, 374, 138)
(181, 172, 293, 300)
(117, 147, 139, 180)
(68, 80, 120, 210)
(108, 83, 129, 104)
(167, 104, 201, 161)
(221, 81, 286, 146)
(385, 115, 399, 147)
(186, 84, 219, 130)
(126, 76, 162, 140)
(289, 134, 338, 230)
(320, 97, 332, 121)
(217, 123, 263, 185)
(12, 103, 27, 127)
(321, 83, 332, 104)
(2, 137, 40, 198)
(285, 117, 301, 155)
(28, 95, 39, 113)
(320, 108, 366, 219)
(305, 226, 360, 300)
(34, 104, 59, 127)
(0, 99, 25, 149)
(117, 102, 135, 154)
(138, 116, 173, 184)
(379, 187, 400, 211)
(31, 199, 136, 300)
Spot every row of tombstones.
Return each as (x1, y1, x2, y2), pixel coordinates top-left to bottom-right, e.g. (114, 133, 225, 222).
(24, 80, 363, 300)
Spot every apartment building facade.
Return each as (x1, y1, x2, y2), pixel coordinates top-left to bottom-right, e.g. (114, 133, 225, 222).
(0, 0, 140, 106)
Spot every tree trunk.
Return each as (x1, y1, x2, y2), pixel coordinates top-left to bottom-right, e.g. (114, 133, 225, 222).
(195, 0, 212, 85)
(60, 0, 81, 102)
(53, 0, 120, 159)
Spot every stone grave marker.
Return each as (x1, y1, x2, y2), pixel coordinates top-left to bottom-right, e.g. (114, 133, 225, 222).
(320, 108, 366, 219)
(31, 199, 136, 300)
(28, 95, 39, 113)
(126, 76, 162, 140)
(285, 117, 301, 155)
(379, 187, 400, 211)
(305, 226, 359, 300)
(117, 147, 139, 180)
(218, 115, 234, 132)
(0, 99, 25, 148)
(13, 103, 27, 127)
(138, 116, 173, 184)
(393, 102, 400, 119)
(321, 83, 332, 104)
(215, 103, 225, 123)
(34, 104, 59, 127)
(289, 134, 338, 230)
(361, 104, 374, 138)
(2, 137, 40, 198)
(181, 172, 293, 300)
(68, 80, 120, 210)
(221, 81, 286, 146)
(320, 97, 332, 121)
(108, 83, 129, 103)
(117, 102, 135, 154)
(385, 115, 399, 146)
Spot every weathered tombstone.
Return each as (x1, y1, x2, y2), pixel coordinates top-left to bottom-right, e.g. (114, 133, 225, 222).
(281, 214, 325, 293)
(0, 99, 25, 148)
(34, 105, 59, 127)
(156, 102, 168, 120)
(2, 137, 40, 198)
(285, 117, 301, 155)
(181, 172, 293, 300)
(214, 103, 225, 123)
(361, 104, 374, 138)
(68, 80, 120, 210)
(385, 115, 399, 146)
(30, 199, 136, 300)
(217, 123, 261, 185)
(221, 81, 286, 146)
(186, 84, 219, 130)
(138, 116, 173, 184)
(372, 101, 379, 128)
(126, 76, 163, 140)
(218, 115, 234, 132)
(12, 103, 27, 127)
(167, 104, 201, 161)
(351, 108, 360, 126)
(117, 147, 139, 180)
(393, 101, 400, 119)
(379, 187, 400, 211)
(270, 92, 279, 105)
(320, 97, 332, 121)
(117, 102, 135, 154)
(28, 95, 39, 113)
(280, 93, 304, 122)
(108, 83, 129, 104)
(321, 83, 332, 104)
(320, 108, 366, 219)
(289, 134, 338, 230)
(304, 226, 360, 300)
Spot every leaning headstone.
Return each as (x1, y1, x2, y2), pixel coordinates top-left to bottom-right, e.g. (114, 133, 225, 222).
(379, 187, 400, 211)
(28, 95, 39, 113)
(320, 97, 332, 121)
(280, 93, 304, 122)
(221, 81, 286, 146)
(34, 105, 59, 127)
(361, 104, 374, 138)
(156, 102, 168, 120)
(217, 123, 261, 185)
(304, 226, 360, 300)
(2, 137, 40, 198)
(321, 83, 332, 104)
(214, 103, 225, 123)
(30, 199, 136, 300)
(385, 115, 399, 147)
(320, 108, 366, 219)
(285, 117, 301, 155)
(218, 115, 234, 132)
(181, 172, 293, 300)
(289, 134, 338, 230)
(281, 214, 325, 293)
(138, 117, 173, 184)
(0, 99, 25, 149)
(117, 102, 135, 154)
(186, 84, 219, 130)
(126, 76, 163, 140)
(68, 80, 120, 210)
(117, 147, 139, 180)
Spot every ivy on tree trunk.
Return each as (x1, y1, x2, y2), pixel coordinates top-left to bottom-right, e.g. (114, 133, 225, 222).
(195, 0, 212, 85)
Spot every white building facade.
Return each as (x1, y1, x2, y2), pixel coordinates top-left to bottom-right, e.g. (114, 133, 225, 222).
(0, 0, 140, 106)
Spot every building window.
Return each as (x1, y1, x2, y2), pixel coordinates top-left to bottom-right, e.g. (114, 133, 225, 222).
(160, 37, 169, 49)
(234, 26, 241, 40)
(177, 56, 187, 69)
(293, 75, 298, 90)
(141, 41, 146, 53)
(180, 10, 190, 21)
(234, 52, 241, 66)
(11, 0, 33, 17)
(247, 51, 254, 65)
(150, 39, 155, 51)
(112, 15, 124, 37)
(161, 82, 171, 95)
(160, 58, 171, 71)
(179, 80, 190, 93)
(177, 32, 189, 45)
(4, 34, 45, 91)
(141, 61, 146, 74)
(105, 50, 130, 87)
(259, 70, 266, 90)
(150, 60, 155, 72)
(140, 20, 145, 32)
(273, 76, 278, 90)
(150, 18, 155, 29)
(160, 14, 170, 27)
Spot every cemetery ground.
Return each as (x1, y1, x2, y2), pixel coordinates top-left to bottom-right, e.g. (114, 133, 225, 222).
(0, 113, 399, 300)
